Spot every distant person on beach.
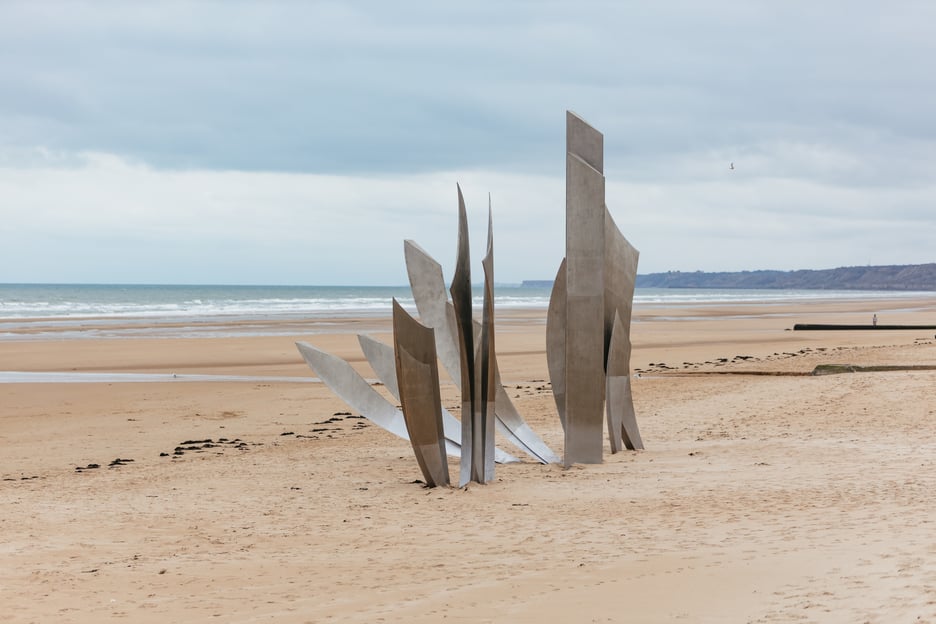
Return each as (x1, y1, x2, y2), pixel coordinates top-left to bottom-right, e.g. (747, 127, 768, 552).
(873, 314, 878, 327)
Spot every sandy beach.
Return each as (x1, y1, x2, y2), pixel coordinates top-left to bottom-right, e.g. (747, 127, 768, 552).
(3, 296, 936, 622)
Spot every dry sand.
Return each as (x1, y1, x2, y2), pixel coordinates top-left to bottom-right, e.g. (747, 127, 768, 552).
(3, 297, 936, 622)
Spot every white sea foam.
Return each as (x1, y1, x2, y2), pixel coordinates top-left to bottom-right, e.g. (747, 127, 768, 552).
(1, 283, 932, 340)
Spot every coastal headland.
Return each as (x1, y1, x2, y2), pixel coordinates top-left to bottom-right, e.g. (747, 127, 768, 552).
(3, 295, 936, 621)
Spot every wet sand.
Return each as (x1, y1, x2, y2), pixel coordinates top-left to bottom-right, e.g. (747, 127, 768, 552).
(3, 296, 936, 622)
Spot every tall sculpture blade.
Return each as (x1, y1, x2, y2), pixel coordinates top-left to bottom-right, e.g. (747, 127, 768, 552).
(449, 184, 476, 486)
(405, 239, 558, 464)
(567, 110, 603, 173)
(606, 311, 643, 451)
(476, 199, 497, 482)
(554, 111, 642, 461)
(392, 299, 450, 488)
(546, 257, 567, 429)
(564, 150, 606, 466)
(356, 334, 519, 464)
(295, 340, 460, 458)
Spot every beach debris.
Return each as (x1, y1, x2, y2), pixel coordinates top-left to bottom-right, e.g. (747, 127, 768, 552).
(161, 437, 256, 459)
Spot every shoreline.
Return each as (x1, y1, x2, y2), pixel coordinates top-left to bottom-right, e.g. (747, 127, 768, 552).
(3, 292, 936, 339)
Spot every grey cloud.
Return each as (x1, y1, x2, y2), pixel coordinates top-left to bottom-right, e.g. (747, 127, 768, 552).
(4, 1, 936, 283)
(2, 1, 934, 182)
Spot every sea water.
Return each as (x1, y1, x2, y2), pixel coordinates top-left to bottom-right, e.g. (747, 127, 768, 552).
(1, 283, 932, 340)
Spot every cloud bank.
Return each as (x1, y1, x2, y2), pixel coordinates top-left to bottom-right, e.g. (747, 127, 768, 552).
(2, 1, 935, 283)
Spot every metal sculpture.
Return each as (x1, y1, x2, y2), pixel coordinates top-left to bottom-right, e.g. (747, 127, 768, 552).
(448, 185, 497, 485)
(603, 208, 643, 451)
(606, 311, 643, 451)
(562, 118, 608, 465)
(404, 240, 559, 464)
(476, 202, 497, 484)
(548, 110, 643, 465)
(546, 257, 567, 428)
(296, 110, 642, 486)
(391, 299, 450, 488)
(449, 186, 477, 485)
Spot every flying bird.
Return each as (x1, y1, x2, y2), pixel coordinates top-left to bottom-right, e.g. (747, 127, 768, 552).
(729, 162, 735, 170)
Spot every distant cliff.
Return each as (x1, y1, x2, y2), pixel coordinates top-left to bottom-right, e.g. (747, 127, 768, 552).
(634, 264, 936, 291)
(522, 264, 936, 291)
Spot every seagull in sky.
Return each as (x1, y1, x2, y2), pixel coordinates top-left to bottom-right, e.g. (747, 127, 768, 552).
(729, 162, 735, 170)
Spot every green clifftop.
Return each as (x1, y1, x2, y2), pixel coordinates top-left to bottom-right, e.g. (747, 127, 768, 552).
(634, 263, 936, 291)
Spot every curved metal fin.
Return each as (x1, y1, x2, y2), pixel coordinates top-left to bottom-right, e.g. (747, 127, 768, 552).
(449, 184, 475, 486)
(406, 231, 558, 464)
(356, 334, 518, 464)
(403, 239, 462, 384)
(476, 200, 496, 483)
(604, 204, 639, 365)
(392, 299, 450, 487)
(296, 340, 460, 459)
(606, 311, 643, 451)
(546, 257, 567, 430)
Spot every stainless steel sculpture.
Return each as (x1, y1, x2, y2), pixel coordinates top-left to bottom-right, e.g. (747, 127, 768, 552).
(449, 185, 496, 485)
(297, 111, 641, 485)
(392, 299, 450, 488)
(606, 311, 643, 451)
(449, 186, 477, 486)
(603, 208, 643, 451)
(562, 115, 608, 465)
(403, 241, 559, 464)
(476, 202, 497, 483)
(546, 257, 567, 428)
(548, 110, 643, 465)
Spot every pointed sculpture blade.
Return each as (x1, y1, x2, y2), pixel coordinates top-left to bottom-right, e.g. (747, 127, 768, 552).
(449, 184, 476, 486)
(392, 299, 450, 487)
(405, 232, 558, 464)
(563, 150, 607, 465)
(476, 198, 497, 482)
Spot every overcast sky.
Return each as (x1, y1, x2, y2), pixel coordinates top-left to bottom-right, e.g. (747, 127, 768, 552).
(2, 1, 935, 285)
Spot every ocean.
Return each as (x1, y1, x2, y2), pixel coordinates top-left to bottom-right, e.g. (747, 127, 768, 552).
(1, 283, 932, 341)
